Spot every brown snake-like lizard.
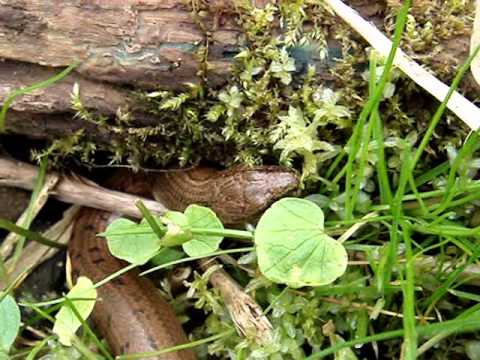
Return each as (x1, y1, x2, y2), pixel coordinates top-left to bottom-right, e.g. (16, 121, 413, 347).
(69, 166, 299, 359)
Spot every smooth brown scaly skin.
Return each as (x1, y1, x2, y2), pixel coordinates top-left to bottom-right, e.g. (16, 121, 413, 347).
(70, 172, 196, 360)
(69, 166, 299, 359)
(152, 166, 299, 224)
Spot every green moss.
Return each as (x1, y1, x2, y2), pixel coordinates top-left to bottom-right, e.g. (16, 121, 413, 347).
(38, 1, 350, 177)
(386, 0, 474, 79)
(40, 0, 472, 180)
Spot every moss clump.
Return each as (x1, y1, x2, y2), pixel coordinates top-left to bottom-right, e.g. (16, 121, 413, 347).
(39, 1, 354, 181)
(38, 0, 472, 181)
(386, 0, 474, 80)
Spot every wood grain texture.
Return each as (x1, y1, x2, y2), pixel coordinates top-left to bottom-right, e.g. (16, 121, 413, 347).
(0, 0, 271, 89)
(0, 157, 168, 218)
(0, 61, 130, 114)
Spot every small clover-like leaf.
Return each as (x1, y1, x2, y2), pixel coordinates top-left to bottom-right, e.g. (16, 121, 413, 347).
(183, 205, 224, 256)
(102, 218, 161, 265)
(255, 198, 347, 288)
(53, 277, 97, 346)
(0, 294, 20, 353)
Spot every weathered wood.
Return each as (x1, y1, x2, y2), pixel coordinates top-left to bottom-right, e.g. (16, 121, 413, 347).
(0, 0, 475, 142)
(0, 61, 131, 114)
(0, 0, 474, 91)
(0, 0, 265, 89)
(4, 110, 107, 141)
(0, 157, 168, 218)
(0, 61, 159, 141)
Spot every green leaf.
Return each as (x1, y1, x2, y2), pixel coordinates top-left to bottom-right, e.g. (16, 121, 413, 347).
(0, 294, 20, 353)
(255, 198, 348, 288)
(330, 334, 358, 360)
(150, 248, 186, 267)
(162, 211, 192, 247)
(218, 86, 243, 115)
(206, 104, 225, 123)
(270, 48, 296, 85)
(103, 218, 161, 265)
(52, 277, 97, 346)
(273, 106, 339, 180)
(159, 93, 189, 111)
(182, 205, 224, 256)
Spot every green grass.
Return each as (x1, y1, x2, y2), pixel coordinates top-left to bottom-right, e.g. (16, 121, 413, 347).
(306, 1, 480, 358)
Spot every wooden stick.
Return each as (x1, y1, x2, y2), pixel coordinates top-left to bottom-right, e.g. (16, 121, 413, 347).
(0, 157, 168, 219)
(0, 206, 80, 291)
(0, 174, 58, 260)
(324, 0, 480, 130)
(198, 258, 273, 344)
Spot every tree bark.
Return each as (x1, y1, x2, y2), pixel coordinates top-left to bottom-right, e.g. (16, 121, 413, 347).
(0, 0, 473, 90)
(0, 0, 267, 89)
(0, 0, 474, 142)
(0, 157, 168, 218)
(0, 61, 131, 114)
(0, 60, 156, 141)
(0, 0, 273, 140)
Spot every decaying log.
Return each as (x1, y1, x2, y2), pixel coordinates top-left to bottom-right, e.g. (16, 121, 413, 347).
(0, 61, 158, 141)
(0, 61, 131, 115)
(0, 0, 475, 142)
(0, 0, 268, 89)
(0, 0, 473, 91)
(4, 111, 103, 141)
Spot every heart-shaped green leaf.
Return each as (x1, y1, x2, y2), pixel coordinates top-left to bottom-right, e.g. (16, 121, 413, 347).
(255, 198, 347, 288)
(183, 205, 224, 256)
(102, 218, 161, 265)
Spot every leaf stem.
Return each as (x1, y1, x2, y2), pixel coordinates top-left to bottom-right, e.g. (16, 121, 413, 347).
(190, 227, 253, 240)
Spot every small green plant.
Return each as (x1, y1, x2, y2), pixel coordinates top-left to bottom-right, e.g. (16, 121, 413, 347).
(101, 198, 348, 288)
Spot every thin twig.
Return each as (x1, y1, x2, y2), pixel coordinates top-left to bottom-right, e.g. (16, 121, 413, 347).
(320, 296, 434, 321)
(0, 173, 58, 260)
(0, 206, 80, 291)
(338, 211, 378, 243)
(0, 157, 168, 219)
